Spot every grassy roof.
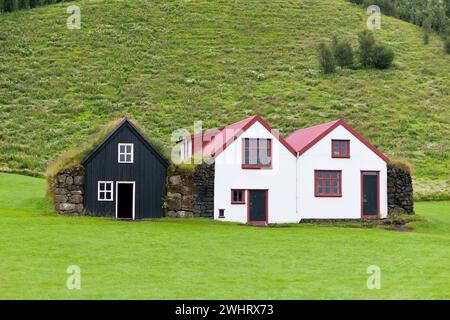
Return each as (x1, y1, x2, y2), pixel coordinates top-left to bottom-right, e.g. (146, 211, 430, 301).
(45, 118, 171, 180)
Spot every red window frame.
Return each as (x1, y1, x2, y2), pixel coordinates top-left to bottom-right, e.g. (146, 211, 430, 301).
(314, 170, 342, 197)
(231, 189, 246, 204)
(331, 140, 350, 158)
(242, 138, 272, 169)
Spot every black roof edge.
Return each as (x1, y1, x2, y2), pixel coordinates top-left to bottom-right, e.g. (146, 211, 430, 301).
(82, 118, 170, 167)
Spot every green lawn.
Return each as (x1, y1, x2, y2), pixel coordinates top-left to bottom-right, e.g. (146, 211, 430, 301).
(0, 172, 449, 299)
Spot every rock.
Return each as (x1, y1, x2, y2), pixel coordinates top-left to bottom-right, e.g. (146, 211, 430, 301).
(58, 175, 67, 184)
(169, 175, 181, 185)
(71, 190, 83, 195)
(55, 188, 66, 195)
(57, 203, 76, 211)
(66, 176, 73, 185)
(69, 195, 83, 204)
(182, 195, 194, 210)
(54, 195, 68, 203)
(166, 211, 177, 217)
(74, 176, 84, 185)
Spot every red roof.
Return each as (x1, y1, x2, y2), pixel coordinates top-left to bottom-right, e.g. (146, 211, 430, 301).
(193, 115, 296, 157)
(285, 119, 340, 154)
(285, 119, 389, 162)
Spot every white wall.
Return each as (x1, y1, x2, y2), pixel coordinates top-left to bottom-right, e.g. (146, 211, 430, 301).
(297, 125, 387, 219)
(176, 137, 192, 163)
(214, 121, 298, 223)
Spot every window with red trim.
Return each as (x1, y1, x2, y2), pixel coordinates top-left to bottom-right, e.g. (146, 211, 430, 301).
(242, 138, 272, 168)
(315, 170, 342, 197)
(332, 140, 350, 158)
(231, 189, 245, 204)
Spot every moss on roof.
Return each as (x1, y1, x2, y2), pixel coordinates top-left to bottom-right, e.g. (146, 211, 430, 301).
(45, 118, 171, 180)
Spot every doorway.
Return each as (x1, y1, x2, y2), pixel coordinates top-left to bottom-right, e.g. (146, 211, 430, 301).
(116, 182, 135, 220)
(247, 190, 268, 224)
(361, 171, 379, 218)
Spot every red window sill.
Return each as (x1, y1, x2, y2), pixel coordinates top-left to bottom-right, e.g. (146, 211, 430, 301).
(231, 201, 246, 205)
(241, 164, 272, 169)
(315, 194, 342, 197)
(332, 155, 350, 158)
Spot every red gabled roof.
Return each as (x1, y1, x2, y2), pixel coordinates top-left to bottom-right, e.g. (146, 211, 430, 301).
(285, 119, 389, 162)
(193, 115, 296, 157)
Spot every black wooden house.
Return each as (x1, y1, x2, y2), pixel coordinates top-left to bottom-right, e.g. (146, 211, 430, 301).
(82, 119, 169, 219)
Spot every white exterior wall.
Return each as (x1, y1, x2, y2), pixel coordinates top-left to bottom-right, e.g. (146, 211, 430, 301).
(214, 121, 298, 223)
(297, 125, 387, 219)
(176, 137, 192, 163)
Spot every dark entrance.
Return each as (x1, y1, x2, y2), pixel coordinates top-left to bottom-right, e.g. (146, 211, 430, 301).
(117, 182, 134, 219)
(248, 190, 267, 223)
(361, 172, 379, 217)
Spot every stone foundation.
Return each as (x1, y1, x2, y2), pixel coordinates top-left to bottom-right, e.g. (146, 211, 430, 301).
(53, 166, 85, 215)
(387, 164, 414, 214)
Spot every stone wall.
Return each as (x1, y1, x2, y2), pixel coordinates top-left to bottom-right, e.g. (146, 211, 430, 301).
(53, 165, 85, 215)
(166, 165, 195, 217)
(193, 162, 215, 217)
(387, 164, 414, 214)
(165, 163, 215, 218)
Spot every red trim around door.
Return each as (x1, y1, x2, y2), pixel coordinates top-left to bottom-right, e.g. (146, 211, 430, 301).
(246, 189, 269, 225)
(360, 171, 380, 219)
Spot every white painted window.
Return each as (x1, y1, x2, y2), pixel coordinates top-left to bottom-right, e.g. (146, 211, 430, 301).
(118, 143, 134, 163)
(98, 181, 113, 201)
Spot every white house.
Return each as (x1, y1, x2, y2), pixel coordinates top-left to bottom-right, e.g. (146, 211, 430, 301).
(176, 115, 389, 225)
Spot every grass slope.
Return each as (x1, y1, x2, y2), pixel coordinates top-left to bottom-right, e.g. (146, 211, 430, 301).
(0, 172, 449, 299)
(0, 0, 449, 197)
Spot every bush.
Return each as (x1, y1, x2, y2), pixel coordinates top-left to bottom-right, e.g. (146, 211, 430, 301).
(0, 0, 4, 12)
(358, 30, 375, 67)
(332, 37, 354, 67)
(4, 0, 19, 11)
(317, 42, 336, 74)
(371, 45, 395, 69)
(423, 31, 430, 45)
(445, 37, 450, 54)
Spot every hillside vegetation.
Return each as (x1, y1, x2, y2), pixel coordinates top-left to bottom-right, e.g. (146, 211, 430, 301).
(0, 0, 448, 197)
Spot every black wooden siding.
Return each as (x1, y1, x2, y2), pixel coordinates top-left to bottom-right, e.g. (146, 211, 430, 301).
(83, 121, 168, 219)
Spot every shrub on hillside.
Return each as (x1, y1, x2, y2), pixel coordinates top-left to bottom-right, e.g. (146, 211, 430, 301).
(317, 42, 336, 74)
(4, 0, 19, 12)
(332, 37, 354, 67)
(445, 37, 450, 54)
(19, 0, 29, 9)
(358, 30, 375, 67)
(0, 0, 4, 12)
(371, 45, 394, 69)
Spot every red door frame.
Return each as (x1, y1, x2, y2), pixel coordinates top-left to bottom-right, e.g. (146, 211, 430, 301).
(360, 171, 380, 219)
(246, 189, 269, 225)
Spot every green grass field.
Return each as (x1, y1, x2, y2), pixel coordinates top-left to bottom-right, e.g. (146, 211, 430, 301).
(0, 0, 448, 198)
(0, 172, 448, 299)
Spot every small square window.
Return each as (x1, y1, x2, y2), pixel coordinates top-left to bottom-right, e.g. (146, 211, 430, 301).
(219, 209, 225, 218)
(332, 140, 350, 158)
(231, 189, 245, 204)
(98, 181, 113, 201)
(118, 143, 134, 163)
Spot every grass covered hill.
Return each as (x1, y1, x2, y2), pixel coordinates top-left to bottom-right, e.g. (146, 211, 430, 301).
(0, 0, 448, 196)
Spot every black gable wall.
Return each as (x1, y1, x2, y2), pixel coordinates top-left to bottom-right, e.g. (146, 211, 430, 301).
(83, 122, 167, 219)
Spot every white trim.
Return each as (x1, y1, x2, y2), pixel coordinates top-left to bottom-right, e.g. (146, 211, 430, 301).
(115, 181, 136, 220)
(118, 143, 134, 163)
(97, 181, 113, 201)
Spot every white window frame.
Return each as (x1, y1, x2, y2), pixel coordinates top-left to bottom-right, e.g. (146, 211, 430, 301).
(98, 181, 114, 201)
(118, 143, 134, 163)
